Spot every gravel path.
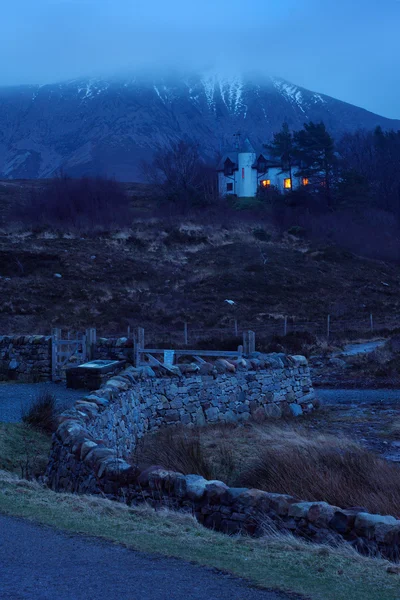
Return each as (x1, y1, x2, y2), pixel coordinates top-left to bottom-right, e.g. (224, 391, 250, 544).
(0, 383, 82, 423)
(0, 515, 299, 600)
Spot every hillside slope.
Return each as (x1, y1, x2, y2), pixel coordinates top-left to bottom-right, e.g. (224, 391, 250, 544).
(1, 72, 399, 180)
(0, 206, 399, 342)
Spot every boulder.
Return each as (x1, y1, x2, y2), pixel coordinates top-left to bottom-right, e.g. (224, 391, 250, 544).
(185, 474, 208, 500)
(290, 355, 308, 367)
(306, 502, 339, 527)
(354, 513, 399, 537)
(289, 502, 314, 519)
(194, 407, 206, 427)
(199, 363, 216, 376)
(205, 480, 229, 502)
(215, 359, 236, 373)
(137, 465, 167, 486)
(205, 407, 219, 421)
(263, 355, 284, 369)
(289, 403, 303, 417)
(264, 403, 282, 419)
(252, 407, 267, 423)
(178, 363, 200, 375)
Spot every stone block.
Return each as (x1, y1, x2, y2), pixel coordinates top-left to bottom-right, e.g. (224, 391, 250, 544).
(195, 408, 206, 426)
(354, 513, 399, 537)
(185, 474, 208, 500)
(289, 403, 303, 417)
(264, 404, 282, 419)
(205, 480, 229, 502)
(205, 407, 219, 421)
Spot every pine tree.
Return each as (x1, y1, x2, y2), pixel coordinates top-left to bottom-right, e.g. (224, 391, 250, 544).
(293, 121, 336, 201)
(265, 122, 294, 180)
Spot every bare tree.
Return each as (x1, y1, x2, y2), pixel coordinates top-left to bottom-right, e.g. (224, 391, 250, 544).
(144, 140, 218, 210)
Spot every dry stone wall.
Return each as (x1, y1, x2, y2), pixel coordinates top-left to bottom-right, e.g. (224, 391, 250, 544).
(0, 335, 52, 382)
(86, 359, 315, 457)
(45, 361, 400, 561)
(95, 337, 135, 363)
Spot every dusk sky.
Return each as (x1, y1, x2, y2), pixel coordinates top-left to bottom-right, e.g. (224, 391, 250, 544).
(2, 0, 400, 118)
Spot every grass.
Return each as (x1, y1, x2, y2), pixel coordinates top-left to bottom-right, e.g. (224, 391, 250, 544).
(0, 422, 51, 478)
(0, 209, 400, 338)
(21, 390, 59, 433)
(137, 422, 400, 517)
(0, 469, 399, 600)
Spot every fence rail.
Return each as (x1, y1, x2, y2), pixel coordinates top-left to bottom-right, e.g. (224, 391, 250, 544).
(44, 314, 400, 380)
(96, 315, 400, 348)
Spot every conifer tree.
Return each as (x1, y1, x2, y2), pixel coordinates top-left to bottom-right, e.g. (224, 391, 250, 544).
(264, 122, 295, 180)
(293, 121, 336, 201)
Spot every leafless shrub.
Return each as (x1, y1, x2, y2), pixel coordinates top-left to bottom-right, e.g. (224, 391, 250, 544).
(15, 174, 131, 231)
(22, 391, 58, 433)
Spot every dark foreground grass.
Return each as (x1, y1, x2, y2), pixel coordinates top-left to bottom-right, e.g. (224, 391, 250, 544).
(0, 422, 51, 478)
(0, 470, 399, 600)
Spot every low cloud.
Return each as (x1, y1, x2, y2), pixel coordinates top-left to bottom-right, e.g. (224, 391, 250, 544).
(1, 0, 399, 118)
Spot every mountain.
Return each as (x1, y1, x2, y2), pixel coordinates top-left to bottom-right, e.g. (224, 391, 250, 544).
(0, 72, 399, 181)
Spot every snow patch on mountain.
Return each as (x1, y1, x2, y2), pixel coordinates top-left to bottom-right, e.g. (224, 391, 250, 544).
(76, 79, 110, 100)
(201, 73, 245, 114)
(313, 93, 327, 104)
(271, 78, 307, 113)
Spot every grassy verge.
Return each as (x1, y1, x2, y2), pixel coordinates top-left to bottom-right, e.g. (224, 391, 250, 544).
(0, 422, 51, 477)
(0, 470, 398, 600)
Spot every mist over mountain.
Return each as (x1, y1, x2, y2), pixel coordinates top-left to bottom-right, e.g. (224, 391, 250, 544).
(1, 72, 399, 181)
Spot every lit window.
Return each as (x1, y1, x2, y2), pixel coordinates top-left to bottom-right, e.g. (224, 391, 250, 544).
(227, 183, 233, 192)
(284, 178, 292, 190)
(261, 180, 271, 188)
(302, 178, 309, 186)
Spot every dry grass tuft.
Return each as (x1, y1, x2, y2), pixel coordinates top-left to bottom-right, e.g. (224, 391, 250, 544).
(22, 391, 59, 433)
(240, 428, 400, 516)
(136, 424, 241, 483)
(137, 422, 400, 517)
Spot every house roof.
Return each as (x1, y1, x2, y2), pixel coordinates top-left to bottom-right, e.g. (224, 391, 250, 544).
(252, 152, 281, 169)
(216, 152, 238, 171)
(217, 138, 301, 172)
(241, 137, 256, 153)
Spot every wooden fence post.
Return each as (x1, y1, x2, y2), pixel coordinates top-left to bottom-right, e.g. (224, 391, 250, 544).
(327, 315, 331, 342)
(249, 330, 256, 354)
(85, 328, 97, 361)
(184, 322, 188, 346)
(234, 319, 238, 337)
(81, 333, 87, 362)
(370, 314, 374, 332)
(91, 327, 97, 360)
(51, 327, 60, 381)
(136, 327, 145, 367)
(243, 331, 249, 355)
(284, 316, 288, 336)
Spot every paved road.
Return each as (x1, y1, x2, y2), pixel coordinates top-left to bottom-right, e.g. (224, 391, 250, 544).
(0, 515, 300, 600)
(0, 383, 82, 423)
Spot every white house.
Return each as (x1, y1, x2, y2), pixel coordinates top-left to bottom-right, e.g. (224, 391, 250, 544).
(217, 137, 308, 198)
